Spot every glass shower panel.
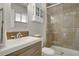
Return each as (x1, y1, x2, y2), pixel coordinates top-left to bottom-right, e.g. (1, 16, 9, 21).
(47, 3, 79, 50)
(46, 4, 64, 47)
(51, 4, 64, 46)
(74, 4, 79, 50)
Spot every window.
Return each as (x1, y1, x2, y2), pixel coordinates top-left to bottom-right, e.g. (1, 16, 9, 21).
(15, 13, 28, 23)
(15, 13, 21, 22)
(21, 14, 27, 23)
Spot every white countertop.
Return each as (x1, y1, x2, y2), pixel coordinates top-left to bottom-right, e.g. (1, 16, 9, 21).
(0, 36, 41, 56)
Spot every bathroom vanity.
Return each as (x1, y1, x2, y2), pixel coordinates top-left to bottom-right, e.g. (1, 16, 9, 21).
(7, 41, 41, 56)
(0, 36, 42, 56)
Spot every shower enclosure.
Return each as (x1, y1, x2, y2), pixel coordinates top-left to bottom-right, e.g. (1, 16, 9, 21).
(46, 3, 79, 51)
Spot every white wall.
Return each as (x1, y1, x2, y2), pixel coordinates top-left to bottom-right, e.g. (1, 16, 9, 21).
(28, 3, 47, 46)
(0, 4, 11, 32)
(0, 3, 12, 42)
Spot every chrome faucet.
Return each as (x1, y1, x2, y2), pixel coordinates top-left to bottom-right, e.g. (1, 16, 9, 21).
(16, 32, 23, 38)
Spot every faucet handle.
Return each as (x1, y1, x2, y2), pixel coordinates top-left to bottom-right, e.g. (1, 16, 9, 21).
(16, 32, 23, 38)
(20, 35, 23, 36)
(10, 35, 16, 39)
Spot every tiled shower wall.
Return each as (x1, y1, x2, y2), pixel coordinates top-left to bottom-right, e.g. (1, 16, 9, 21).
(47, 3, 79, 50)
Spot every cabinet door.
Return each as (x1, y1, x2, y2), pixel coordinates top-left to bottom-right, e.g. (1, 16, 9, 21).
(19, 42, 42, 56)
(19, 46, 41, 56)
(6, 41, 42, 56)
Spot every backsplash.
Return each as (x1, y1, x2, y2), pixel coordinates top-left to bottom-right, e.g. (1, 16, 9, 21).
(6, 31, 29, 39)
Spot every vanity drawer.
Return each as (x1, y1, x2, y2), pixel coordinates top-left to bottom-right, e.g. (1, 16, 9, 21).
(6, 41, 42, 56)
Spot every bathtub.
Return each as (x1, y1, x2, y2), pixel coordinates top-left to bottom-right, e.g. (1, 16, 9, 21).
(50, 45, 79, 56)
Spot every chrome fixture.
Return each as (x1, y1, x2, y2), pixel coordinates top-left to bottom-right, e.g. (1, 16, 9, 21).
(16, 32, 23, 38)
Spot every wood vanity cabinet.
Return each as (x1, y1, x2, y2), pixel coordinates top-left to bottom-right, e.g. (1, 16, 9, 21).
(6, 41, 42, 56)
